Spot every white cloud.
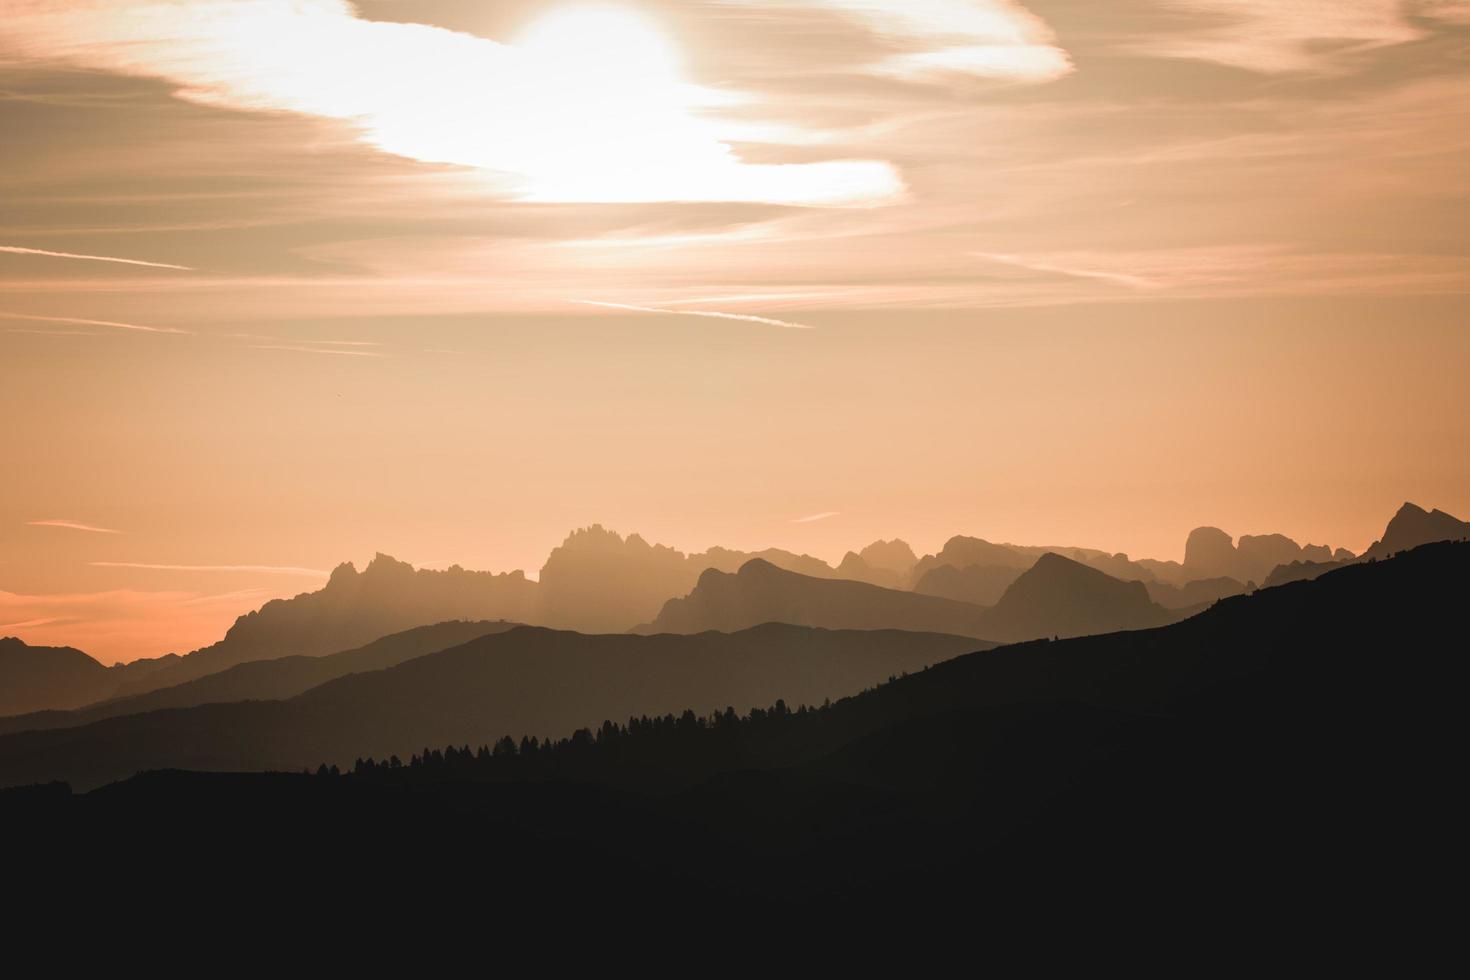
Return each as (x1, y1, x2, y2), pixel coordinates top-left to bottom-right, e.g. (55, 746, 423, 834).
(0, 0, 903, 206)
(808, 0, 1072, 82)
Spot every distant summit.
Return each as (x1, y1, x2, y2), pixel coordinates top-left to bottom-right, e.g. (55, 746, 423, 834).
(0, 637, 178, 717)
(982, 553, 1177, 643)
(639, 559, 992, 639)
(1263, 502, 1468, 586)
(1363, 502, 1470, 560)
(1184, 526, 1348, 585)
(536, 525, 839, 632)
(111, 554, 537, 698)
(834, 539, 918, 589)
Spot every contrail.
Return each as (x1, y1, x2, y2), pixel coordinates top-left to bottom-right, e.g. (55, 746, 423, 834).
(27, 520, 123, 534)
(973, 252, 1157, 290)
(0, 245, 194, 270)
(0, 311, 191, 334)
(249, 344, 384, 357)
(571, 300, 814, 330)
(792, 511, 840, 524)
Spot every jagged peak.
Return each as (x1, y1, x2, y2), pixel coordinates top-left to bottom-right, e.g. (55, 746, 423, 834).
(326, 561, 359, 586)
(364, 553, 415, 576)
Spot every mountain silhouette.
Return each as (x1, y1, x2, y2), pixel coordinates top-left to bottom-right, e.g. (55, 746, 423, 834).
(535, 525, 840, 632)
(912, 562, 1024, 606)
(1263, 502, 1468, 586)
(833, 538, 919, 588)
(908, 536, 1032, 585)
(1362, 502, 1469, 559)
(110, 554, 538, 699)
(1183, 526, 1349, 585)
(639, 559, 994, 638)
(0, 637, 179, 717)
(0, 624, 983, 790)
(12, 541, 1462, 929)
(980, 552, 1179, 642)
(0, 620, 520, 737)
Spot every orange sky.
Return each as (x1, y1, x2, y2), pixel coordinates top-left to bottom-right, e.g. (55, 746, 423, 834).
(3, 1, 1470, 663)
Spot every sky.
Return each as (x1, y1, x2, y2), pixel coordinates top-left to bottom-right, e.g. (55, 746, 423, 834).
(3, 0, 1469, 663)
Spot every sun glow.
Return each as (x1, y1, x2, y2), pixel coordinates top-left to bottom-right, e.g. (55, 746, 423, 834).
(0, 0, 902, 205)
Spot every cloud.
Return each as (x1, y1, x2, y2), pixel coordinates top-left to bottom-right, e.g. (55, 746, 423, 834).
(90, 562, 329, 576)
(27, 519, 124, 534)
(1136, 1, 1425, 72)
(792, 511, 841, 523)
(0, 0, 903, 206)
(570, 300, 815, 330)
(808, 0, 1072, 82)
(0, 310, 191, 334)
(0, 244, 193, 270)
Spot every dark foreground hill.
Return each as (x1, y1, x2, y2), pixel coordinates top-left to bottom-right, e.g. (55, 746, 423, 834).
(0, 620, 520, 737)
(0, 625, 983, 790)
(7, 541, 1460, 938)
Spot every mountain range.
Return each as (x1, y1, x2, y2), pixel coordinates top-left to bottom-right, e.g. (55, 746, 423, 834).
(1, 501, 1456, 725)
(0, 624, 984, 791)
(643, 551, 1182, 643)
(9, 536, 1461, 928)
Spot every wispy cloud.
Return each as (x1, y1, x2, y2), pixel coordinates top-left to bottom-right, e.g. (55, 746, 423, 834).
(973, 253, 1159, 290)
(247, 344, 385, 358)
(1135, 0, 1424, 72)
(90, 562, 328, 576)
(0, 244, 194, 270)
(27, 519, 124, 534)
(0, 310, 191, 334)
(812, 0, 1072, 83)
(571, 300, 815, 330)
(792, 511, 840, 524)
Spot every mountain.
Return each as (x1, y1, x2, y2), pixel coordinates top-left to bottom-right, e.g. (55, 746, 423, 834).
(0, 638, 179, 717)
(980, 552, 1179, 642)
(111, 554, 538, 699)
(0, 620, 520, 737)
(1263, 502, 1468, 586)
(0, 624, 984, 790)
(535, 525, 839, 632)
(1183, 526, 1350, 585)
(834, 539, 919, 588)
(1362, 502, 1469, 559)
(0, 638, 109, 715)
(908, 536, 1032, 585)
(912, 562, 1024, 606)
(13, 541, 1462, 928)
(639, 559, 994, 638)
